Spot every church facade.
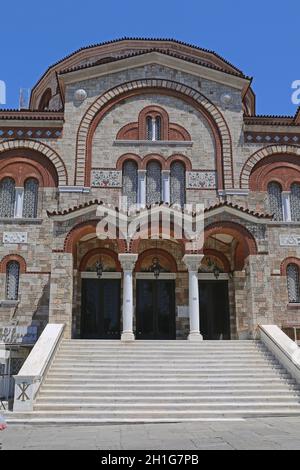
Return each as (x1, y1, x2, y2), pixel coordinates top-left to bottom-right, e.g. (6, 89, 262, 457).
(0, 38, 300, 358)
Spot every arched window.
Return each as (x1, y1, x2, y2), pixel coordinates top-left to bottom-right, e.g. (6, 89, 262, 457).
(122, 161, 138, 208)
(6, 261, 20, 301)
(146, 161, 162, 205)
(146, 116, 161, 141)
(0, 178, 15, 218)
(38, 88, 52, 111)
(170, 161, 185, 206)
(291, 183, 300, 222)
(287, 263, 300, 303)
(23, 178, 39, 218)
(268, 182, 283, 221)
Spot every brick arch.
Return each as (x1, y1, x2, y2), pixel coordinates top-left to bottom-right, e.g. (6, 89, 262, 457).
(0, 254, 27, 273)
(240, 145, 300, 189)
(64, 220, 127, 254)
(75, 79, 232, 188)
(204, 221, 258, 270)
(202, 248, 231, 273)
(141, 154, 166, 170)
(116, 153, 142, 170)
(166, 154, 192, 171)
(79, 247, 121, 272)
(135, 248, 178, 273)
(280, 257, 300, 276)
(0, 150, 58, 187)
(0, 140, 68, 186)
(138, 105, 169, 140)
(249, 154, 300, 191)
(130, 228, 186, 254)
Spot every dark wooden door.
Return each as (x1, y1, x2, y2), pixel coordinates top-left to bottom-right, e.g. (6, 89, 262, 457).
(136, 280, 176, 340)
(199, 280, 230, 340)
(81, 279, 121, 339)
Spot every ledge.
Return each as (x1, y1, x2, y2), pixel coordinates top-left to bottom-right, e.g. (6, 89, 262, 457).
(0, 300, 19, 308)
(287, 303, 300, 310)
(0, 218, 43, 225)
(114, 140, 193, 147)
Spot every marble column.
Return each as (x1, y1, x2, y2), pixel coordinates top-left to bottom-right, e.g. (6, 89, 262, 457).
(162, 170, 171, 204)
(138, 170, 146, 207)
(183, 254, 204, 341)
(119, 254, 138, 341)
(281, 191, 292, 222)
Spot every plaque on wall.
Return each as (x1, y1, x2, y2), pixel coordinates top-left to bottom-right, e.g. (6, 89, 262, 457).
(279, 234, 300, 247)
(0, 326, 37, 345)
(3, 232, 28, 244)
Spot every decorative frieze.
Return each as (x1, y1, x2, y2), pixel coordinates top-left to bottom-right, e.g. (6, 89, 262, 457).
(91, 169, 122, 188)
(280, 234, 300, 247)
(186, 171, 216, 189)
(0, 128, 62, 139)
(245, 132, 300, 145)
(3, 232, 28, 244)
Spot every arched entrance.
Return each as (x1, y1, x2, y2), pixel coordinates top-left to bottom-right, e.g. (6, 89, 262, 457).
(200, 221, 258, 340)
(80, 248, 122, 339)
(135, 248, 177, 340)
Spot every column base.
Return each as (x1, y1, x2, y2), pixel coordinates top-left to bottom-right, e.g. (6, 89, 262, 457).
(188, 332, 203, 341)
(121, 332, 135, 342)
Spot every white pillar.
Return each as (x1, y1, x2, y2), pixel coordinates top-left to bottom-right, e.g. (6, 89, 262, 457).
(183, 254, 204, 341)
(282, 191, 292, 222)
(119, 254, 138, 341)
(162, 170, 171, 204)
(14, 188, 24, 218)
(138, 170, 146, 208)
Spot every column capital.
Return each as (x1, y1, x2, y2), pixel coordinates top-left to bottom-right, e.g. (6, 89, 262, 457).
(137, 169, 147, 175)
(183, 254, 204, 272)
(161, 169, 171, 175)
(118, 253, 138, 271)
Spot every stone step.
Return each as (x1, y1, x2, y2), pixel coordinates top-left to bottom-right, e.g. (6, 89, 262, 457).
(51, 358, 278, 364)
(34, 401, 300, 411)
(35, 395, 300, 404)
(7, 408, 300, 422)
(45, 371, 290, 379)
(48, 366, 284, 374)
(44, 376, 295, 387)
(38, 387, 300, 396)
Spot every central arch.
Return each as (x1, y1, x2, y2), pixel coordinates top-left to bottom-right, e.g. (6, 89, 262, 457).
(75, 79, 233, 188)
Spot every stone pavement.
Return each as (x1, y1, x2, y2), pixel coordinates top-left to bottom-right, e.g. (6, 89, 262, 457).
(1, 417, 300, 450)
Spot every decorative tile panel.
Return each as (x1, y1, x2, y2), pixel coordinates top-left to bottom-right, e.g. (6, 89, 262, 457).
(91, 170, 122, 188)
(186, 171, 216, 189)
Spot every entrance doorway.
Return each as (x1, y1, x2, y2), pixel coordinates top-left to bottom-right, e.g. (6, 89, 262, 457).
(81, 279, 121, 339)
(199, 280, 230, 340)
(136, 279, 176, 340)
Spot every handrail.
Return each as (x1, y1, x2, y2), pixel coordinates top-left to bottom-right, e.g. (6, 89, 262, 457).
(259, 325, 300, 384)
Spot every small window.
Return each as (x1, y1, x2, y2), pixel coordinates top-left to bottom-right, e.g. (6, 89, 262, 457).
(23, 178, 39, 218)
(6, 261, 20, 301)
(287, 263, 300, 303)
(146, 116, 161, 141)
(268, 182, 283, 221)
(291, 183, 300, 222)
(0, 178, 15, 218)
(122, 161, 138, 208)
(170, 161, 186, 206)
(146, 161, 162, 205)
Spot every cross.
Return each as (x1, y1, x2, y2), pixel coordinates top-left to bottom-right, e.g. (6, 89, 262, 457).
(17, 382, 30, 401)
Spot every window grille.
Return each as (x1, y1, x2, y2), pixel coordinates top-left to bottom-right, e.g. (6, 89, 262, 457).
(170, 161, 185, 206)
(122, 161, 138, 208)
(146, 161, 162, 205)
(268, 182, 283, 221)
(23, 178, 39, 218)
(291, 183, 300, 222)
(6, 261, 20, 301)
(287, 263, 300, 303)
(0, 178, 15, 218)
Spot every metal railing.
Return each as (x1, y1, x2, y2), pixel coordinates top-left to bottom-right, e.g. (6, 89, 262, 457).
(0, 374, 15, 407)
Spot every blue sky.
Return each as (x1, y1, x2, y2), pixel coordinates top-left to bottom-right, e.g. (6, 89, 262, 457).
(0, 0, 299, 115)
